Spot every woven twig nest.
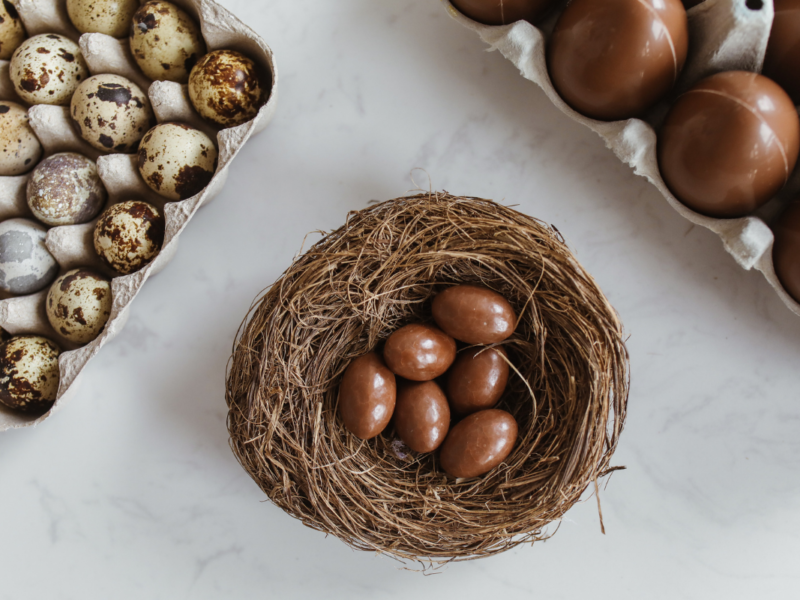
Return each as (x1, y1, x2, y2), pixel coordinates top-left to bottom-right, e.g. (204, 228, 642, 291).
(226, 192, 629, 563)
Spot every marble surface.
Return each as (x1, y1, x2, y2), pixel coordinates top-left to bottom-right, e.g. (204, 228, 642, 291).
(2, 1, 800, 598)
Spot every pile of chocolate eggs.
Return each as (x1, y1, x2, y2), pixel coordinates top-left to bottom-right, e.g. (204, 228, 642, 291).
(0, 0, 272, 416)
(451, 0, 800, 307)
(338, 285, 522, 479)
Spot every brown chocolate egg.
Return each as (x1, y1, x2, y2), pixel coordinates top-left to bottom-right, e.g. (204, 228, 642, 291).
(764, 0, 800, 105)
(446, 347, 509, 416)
(439, 409, 518, 479)
(658, 71, 800, 218)
(773, 201, 800, 304)
(450, 0, 556, 25)
(432, 285, 516, 345)
(394, 380, 450, 453)
(338, 352, 396, 440)
(383, 323, 456, 381)
(547, 0, 688, 121)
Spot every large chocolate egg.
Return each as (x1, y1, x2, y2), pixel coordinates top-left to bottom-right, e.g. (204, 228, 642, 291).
(432, 285, 516, 345)
(547, 0, 688, 121)
(338, 352, 396, 440)
(446, 347, 509, 416)
(383, 323, 456, 381)
(439, 409, 518, 479)
(658, 71, 800, 218)
(394, 380, 450, 453)
(450, 0, 555, 25)
(764, 0, 800, 105)
(773, 201, 800, 304)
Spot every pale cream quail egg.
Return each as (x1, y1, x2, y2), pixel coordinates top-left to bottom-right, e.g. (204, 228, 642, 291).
(130, 0, 206, 83)
(46, 268, 112, 345)
(188, 49, 270, 128)
(0, 0, 26, 60)
(27, 152, 108, 226)
(137, 122, 217, 200)
(0, 335, 60, 413)
(71, 74, 155, 153)
(10, 33, 89, 105)
(67, 0, 139, 38)
(94, 200, 165, 274)
(0, 101, 42, 176)
(0, 218, 59, 295)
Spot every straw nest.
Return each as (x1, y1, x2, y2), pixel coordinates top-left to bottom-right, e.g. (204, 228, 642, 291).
(226, 192, 629, 563)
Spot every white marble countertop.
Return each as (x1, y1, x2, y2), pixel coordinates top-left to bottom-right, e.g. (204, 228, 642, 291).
(2, 1, 800, 598)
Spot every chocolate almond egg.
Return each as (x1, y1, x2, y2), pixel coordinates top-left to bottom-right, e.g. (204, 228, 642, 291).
(446, 346, 509, 416)
(763, 0, 800, 105)
(383, 323, 456, 381)
(547, 0, 688, 121)
(450, 0, 556, 25)
(658, 71, 800, 218)
(338, 352, 396, 440)
(439, 409, 518, 479)
(432, 284, 516, 345)
(0, 335, 60, 413)
(394, 380, 450, 453)
(772, 201, 800, 304)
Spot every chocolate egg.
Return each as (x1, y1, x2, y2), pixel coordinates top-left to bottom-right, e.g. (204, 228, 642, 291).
(547, 0, 688, 121)
(449, 0, 556, 25)
(394, 380, 450, 453)
(446, 346, 509, 416)
(764, 0, 800, 105)
(432, 284, 516, 345)
(658, 71, 800, 218)
(338, 352, 396, 440)
(439, 409, 518, 479)
(773, 201, 800, 304)
(0, 0, 26, 60)
(383, 323, 456, 381)
(0, 335, 60, 413)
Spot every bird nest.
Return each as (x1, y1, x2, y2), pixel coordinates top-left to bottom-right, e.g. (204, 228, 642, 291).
(225, 192, 629, 564)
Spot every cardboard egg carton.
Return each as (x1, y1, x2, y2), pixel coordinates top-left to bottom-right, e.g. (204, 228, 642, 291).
(443, 0, 800, 317)
(0, 0, 278, 431)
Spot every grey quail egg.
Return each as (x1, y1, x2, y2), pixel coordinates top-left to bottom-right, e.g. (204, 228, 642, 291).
(0, 218, 59, 295)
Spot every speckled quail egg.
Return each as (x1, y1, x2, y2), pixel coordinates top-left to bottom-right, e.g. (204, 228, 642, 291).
(0, 335, 60, 412)
(138, 122, 217, 200)
(0, 0, 26, 60)
(130, 1, 206, 83)
(67, 0, 139, 38)
(0, 218, 59, 295)
(71, 74, 154, 153)
(94, 200, 165, 274)
(27, 153, 108, 226)
(46, 269, 112, 345)
(188, 50, 270, 128)
(10, 33, 89, 105)
(0, 101, 42, 176)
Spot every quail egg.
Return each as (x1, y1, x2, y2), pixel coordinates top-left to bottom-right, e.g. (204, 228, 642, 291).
(130, 0, 206, 83)
(94, 200, 165, 274)
(67, 0, 139, 38)
(71, 74, 155, 153)
(46, 268, 112, 345)
(27, 152, 108, 226)
(137, 122, 217, 200)
(0, 0, 26, 60)
(0, 218, 59, 295)
(0, 101, 42, 176)
(188, 50, 270, 128)
(0, 335, 60, 412)
(10, 33, 89, 105)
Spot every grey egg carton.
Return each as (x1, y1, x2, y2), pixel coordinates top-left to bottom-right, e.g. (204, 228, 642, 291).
(0, 0, 278, 431)
(443, 0, 800, 318)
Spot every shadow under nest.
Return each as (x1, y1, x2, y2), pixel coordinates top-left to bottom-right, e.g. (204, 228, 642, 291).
(226, 191, 629, 563)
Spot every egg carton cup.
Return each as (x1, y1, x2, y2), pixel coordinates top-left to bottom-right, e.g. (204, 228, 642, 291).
(443, 0, 800, 318)
(0, 0, 279, 431)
